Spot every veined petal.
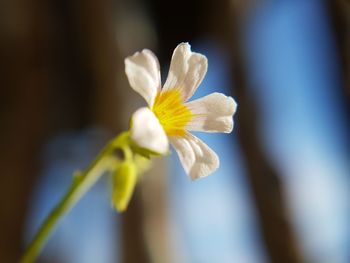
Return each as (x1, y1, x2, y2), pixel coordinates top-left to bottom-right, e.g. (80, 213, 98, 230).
(186, 92, 237, 133)
(130, 107, 169, 154)
(163, 43, 207, 102)
(170, 133, 219, 180)
(125, 49, 161, 107)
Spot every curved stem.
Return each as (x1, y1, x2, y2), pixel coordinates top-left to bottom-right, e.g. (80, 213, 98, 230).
(19, 133, 128, 263)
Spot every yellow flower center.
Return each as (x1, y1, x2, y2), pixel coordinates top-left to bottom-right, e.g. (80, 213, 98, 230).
(152, 89, 193, 136)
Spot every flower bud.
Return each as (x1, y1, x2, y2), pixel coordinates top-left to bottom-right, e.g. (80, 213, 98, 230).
(112, 161, 137, 212)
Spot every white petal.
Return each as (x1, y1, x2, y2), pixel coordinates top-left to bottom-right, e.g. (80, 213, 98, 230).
(125, 49, 161, 107)
(170, 133, 219, 180)
(163, 43, 207, 102)
(130, 107, 169, 154)
(186, 92, 237, 133)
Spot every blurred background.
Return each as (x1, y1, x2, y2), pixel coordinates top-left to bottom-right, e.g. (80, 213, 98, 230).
(0, 0, 349, 262)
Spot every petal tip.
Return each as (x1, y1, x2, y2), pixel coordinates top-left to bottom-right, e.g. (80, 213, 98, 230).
(124, 49, 161, 107)
(177, 42, 191, 49)
(189, 156, 220, 180)
(170, 134, 220, 180)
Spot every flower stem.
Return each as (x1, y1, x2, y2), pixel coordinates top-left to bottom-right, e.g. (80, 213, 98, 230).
(19, 133, 128, 263)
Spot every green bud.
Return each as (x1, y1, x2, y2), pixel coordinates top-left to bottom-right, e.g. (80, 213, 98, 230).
(112, 161, 137, 212)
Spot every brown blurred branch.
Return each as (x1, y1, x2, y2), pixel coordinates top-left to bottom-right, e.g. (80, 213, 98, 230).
(119, 190, 150, 263)
(224, 2, 303, 263)
(181, 0, 305, 262)
(0, 0, 53, 261)
(228, 58, 303, 263)
(69, 0, 153, 262)
(326, 0, 350, 101)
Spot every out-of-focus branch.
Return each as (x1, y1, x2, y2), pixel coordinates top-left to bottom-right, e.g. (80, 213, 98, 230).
(69, 1, 152, 262)
(0, 0, 52, 261)
(225, 2, 303, 263)
(120, 190, 150, 263)
(326, 0, 350, 101)
(195, 0, 303, 262)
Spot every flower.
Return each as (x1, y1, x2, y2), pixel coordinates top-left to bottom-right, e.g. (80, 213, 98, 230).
(125, 43, 237, 179)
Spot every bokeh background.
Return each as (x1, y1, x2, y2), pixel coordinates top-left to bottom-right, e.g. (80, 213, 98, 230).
(1, 0, 349, 262)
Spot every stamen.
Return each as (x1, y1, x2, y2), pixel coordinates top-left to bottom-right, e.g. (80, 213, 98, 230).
(152, 89, 193, 136)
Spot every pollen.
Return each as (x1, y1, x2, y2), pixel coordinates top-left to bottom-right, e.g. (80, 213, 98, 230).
(152, 89, 193, 136)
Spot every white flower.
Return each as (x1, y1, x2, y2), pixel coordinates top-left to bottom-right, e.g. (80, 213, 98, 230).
(125, 43, 237, 180)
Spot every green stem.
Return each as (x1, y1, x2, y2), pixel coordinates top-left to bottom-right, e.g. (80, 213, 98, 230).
(19, 133, 128, 263)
